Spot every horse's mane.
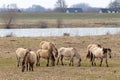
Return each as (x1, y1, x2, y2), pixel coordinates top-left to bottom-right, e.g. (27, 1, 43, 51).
(97, 44, 102, 48)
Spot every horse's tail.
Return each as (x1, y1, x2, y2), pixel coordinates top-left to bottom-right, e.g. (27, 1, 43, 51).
(22, 50, 30, 72)
(86, 50, 91, 59)
(22, 49, 30, 65)
(90, 52, 94, 62)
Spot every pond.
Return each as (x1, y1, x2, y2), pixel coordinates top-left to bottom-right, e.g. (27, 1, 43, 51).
(0, 28, 120, 37)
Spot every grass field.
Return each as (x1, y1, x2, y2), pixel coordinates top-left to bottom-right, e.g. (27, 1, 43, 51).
(0, 13, 120, 28)
(0, 34, 120, 80)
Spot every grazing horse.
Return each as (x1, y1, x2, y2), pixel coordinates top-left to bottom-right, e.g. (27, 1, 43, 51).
(86, 44, 101, 60)
(88, 45, 112, 67)
(15, 48, 31, 67)
(22, 51, 36, 72)
(56, 47, 81, 66)
(36, 49, 55, 66)
(39, 41, 58, 58)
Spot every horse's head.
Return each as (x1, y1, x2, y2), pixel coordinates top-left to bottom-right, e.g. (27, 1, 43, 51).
(103, 48, 112, 58)
(22, 61, 25, 72)
(103, 48, 108, 54)
(107, 48, 112, 58)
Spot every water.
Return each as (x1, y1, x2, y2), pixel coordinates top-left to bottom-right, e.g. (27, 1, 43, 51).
(0, 28, 120, 37)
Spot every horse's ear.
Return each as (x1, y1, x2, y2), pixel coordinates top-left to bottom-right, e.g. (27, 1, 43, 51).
(107, 48, 111, 52)
(26, 48, 31, 53)
(97, 44, 101, 48)
(28, 48, 31, 51)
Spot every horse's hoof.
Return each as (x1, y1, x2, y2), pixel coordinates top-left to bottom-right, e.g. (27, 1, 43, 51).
(17, 65, 19, 67)
(77, 65, 80, 67)
(52, 64, 55, 66)
(46, 64, 49, 67)
(36, 64, 39, 66)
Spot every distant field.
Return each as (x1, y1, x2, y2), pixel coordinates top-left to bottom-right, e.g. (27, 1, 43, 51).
(0, 12, 120, 28)
(0, 34, 120, 80)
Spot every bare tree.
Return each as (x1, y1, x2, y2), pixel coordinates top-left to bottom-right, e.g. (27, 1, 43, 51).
(54, 0, 67, 12)
(2, 4, 17, 29)
(71, 3, 91, 12)
(109, 0, 120, 9)
(2, 11, 17, 29)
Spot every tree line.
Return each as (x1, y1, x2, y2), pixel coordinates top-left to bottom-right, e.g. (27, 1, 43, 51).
(1, 0, 120, 13)
(1, 0, 120, 29)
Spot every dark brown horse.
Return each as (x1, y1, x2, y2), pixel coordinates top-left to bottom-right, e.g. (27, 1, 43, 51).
(22, 51, 36, 72)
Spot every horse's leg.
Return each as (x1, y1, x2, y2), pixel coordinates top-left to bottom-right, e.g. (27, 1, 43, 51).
(29, 63, 34, 71)
(31, 63, 34, 71)
(77, 58, 81, 67)
(106, 58, 109, 67)
(17, 58, 20, 67)
(100, 58, 103, 67)
(90, 52, 93, 62)
(29, 63, 31, 71)
(56, 56, 60, 65)
(50, 54, 55, 66)
(26, 63, 28, 71)
(39, 57, 41, 66)
(61, 55, 64, 65)
(46, 58, 49, 67)
(69, 58, 74, 66)
(92, 55, 97, 66)
(94, 58, 96, 66)
(72, 59, 74, 66)
(36, 56, 40, 66)
(91, 57, 95, 66)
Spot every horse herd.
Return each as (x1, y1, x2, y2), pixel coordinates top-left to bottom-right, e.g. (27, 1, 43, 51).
(15, 41, 112, 72)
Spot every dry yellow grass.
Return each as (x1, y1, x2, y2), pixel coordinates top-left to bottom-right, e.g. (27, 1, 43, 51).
(0, 34, 120, 80)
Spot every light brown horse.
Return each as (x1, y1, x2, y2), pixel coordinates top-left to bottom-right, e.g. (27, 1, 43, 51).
(87, 44, 112, 67)
(56, 47, 81, 66)
(39, 41, 58, 58)
(22, 51, 36, 72)
(15, 48, 31, 67)
(36, 49, 55, 66)
(86, 44, 101, 60)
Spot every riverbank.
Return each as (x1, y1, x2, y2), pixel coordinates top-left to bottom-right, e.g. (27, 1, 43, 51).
(0, 13, 120, 28)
